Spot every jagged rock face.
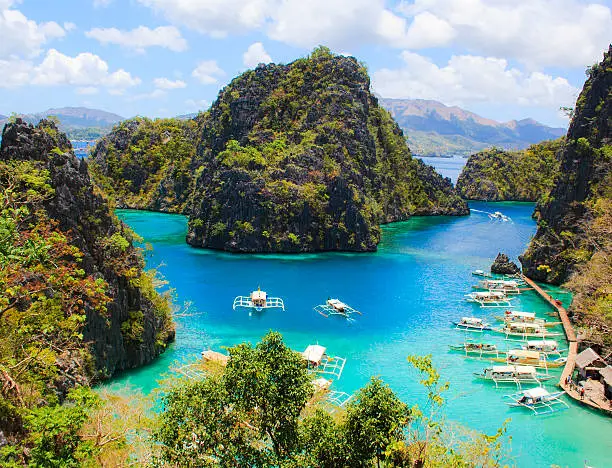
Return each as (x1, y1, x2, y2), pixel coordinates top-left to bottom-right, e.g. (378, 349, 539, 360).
(89, 117, 202, 214)
(0, 119, 174, 378)
(455, 142, 561, 202)
(187, 51, 468, 253)
(491, 253, 520, 275)
(520, 46, 612, 283)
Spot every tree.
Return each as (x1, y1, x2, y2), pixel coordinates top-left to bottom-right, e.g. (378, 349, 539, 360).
(344, 377, 411, 467)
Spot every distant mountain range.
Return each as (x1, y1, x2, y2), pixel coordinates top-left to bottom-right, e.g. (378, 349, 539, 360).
(379, 98, 565, 157)
(0, 107, 124, 139)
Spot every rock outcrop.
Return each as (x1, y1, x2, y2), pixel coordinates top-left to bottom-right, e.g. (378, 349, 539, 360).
(520, 46, 612, 284)
(490, 253, 520, 275)
(456, 141, 561, 201)
(89, 116, 203, 214)
(0, 119, 174, 378)
(186, 48, 468, 253)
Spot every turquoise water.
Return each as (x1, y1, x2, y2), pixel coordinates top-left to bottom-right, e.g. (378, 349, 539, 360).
(110, 203, 611, 468)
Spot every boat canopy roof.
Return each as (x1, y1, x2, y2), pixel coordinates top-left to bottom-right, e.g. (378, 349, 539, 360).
(461, 317, 483, 324)
(327, 299, 346, 308)
(527, 340, 557, 347)
(251, 290, 267, 300)
(473, 291, 506, 298)
(508, 349, 541, 359)
(488, 279, 518, 286)
(303, 345, 327, 364)
(508, 322, 544, 330)
(506, 311, 535, 318)
(523, 387, 550, 398)
(491, 365, 537, 374)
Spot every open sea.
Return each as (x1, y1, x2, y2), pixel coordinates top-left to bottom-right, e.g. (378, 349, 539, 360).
(107, 198, 612, 468)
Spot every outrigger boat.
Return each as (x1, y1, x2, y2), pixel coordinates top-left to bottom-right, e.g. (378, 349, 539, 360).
(496, 310, 561, 328)
(314, 298, 361, 320)
(492, 322, 563, 338)
(475, 279, 522, 294)
(302, 344, 346, 379)
(453, 317, 491, 332)
(489, 211, 510, 221)
(232, 287, 285, 315)
(491, 349, 565, 369)
(521, 340, 566, 356)
(466, 291, 514, 308)
(472, 269, 493, 278)
(449, 342, 501, 357)
(504, 387, 569, 415)
(474, 365, 554, 387)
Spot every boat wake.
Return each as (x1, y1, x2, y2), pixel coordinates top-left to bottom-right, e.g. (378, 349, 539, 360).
(471, 209, 512, 222)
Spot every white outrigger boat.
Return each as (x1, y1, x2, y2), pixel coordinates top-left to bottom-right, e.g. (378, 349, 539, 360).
(472, 269, 493, 278)
(314, 298, 361, 320)
(521, 340, 566, 356)
(474, 365, 554, 387)
(489, 211, 511, 221)
(492, 322, 563, 338)
(449, 342, 502, 357)
(453, 317, 491, 332)
(491, 349, 565, 369)
(466, 291, 514, 308)
(504, 387, 569, 415)
(302, 344, 346, 379)
(496, 310, 561, 328)
(232, 287, 285, 315)
(475, 279, 522, 294)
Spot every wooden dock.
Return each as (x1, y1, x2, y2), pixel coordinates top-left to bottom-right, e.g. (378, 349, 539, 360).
(522, 275, 612, 415)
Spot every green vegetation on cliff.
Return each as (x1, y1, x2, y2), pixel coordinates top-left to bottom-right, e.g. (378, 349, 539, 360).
(0, 119, 174, 460)
(456, 139, 562, 201)
(520, 46, 612, 352)
(89, 116, 203, 213)
(187, 47, 467, 253)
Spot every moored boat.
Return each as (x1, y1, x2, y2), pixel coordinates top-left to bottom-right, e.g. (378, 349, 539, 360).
(521, 340, 566, 356)
(496, 310, 561, 328)
(504, 387, 569, 415)
(474, 365, 554, 387)
(449, 342, 501, 357)
(472, 269, 493, 278)
(492, 322, 563, 338)
(232, 287, 285, 315)
(453, 317, 491, 332)
(314, 298, 361, 320)
(466, 291, 514, 308)
(475, 279, 522, 294)
(491, 349, 565, 369)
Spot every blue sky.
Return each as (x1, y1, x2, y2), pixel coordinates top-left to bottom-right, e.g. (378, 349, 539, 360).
(1, 0, 610, 127)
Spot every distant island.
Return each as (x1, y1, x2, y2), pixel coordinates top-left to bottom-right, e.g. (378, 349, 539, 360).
(380, 98, 565, 157)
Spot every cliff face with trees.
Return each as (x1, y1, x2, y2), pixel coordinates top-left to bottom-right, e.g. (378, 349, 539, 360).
(186, 48, 468, 253)
(0, 119, 174, 444)
(89, 116, 204, 213)
(520, 46, 612, 351)
(456, 140, 562, 201)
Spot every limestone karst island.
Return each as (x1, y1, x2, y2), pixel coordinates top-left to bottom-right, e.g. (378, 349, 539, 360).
(0, 1, 610, 467)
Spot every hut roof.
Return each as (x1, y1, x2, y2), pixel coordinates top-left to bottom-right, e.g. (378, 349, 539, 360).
(303, 344, 326, 363)
(201, 350, 229, 365)
(575, 348, 605, 369)
(599, 366, 612, 386)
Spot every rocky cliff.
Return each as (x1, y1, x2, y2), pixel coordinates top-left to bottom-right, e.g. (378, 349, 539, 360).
(455, 140, 561, 201)
(0, 119, 174, 380)
(90, 116, 203, 213)
(520, 46, 611, 351)
(186, 48, 468, 253)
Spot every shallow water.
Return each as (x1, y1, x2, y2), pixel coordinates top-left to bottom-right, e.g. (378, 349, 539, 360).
(110, 203, 611, 468)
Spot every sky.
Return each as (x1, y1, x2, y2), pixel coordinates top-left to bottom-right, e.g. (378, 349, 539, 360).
(0, 0, 610, 127)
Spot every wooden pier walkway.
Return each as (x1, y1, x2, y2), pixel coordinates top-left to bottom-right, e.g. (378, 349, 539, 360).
(522, 275, 612, 415)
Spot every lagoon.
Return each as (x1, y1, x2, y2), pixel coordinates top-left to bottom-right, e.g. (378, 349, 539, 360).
(111, 203, 611, 468)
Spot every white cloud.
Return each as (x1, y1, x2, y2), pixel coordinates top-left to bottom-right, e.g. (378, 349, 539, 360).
(63, 22, 76, 32)
(85, 25, 187, 53)
(0, 7, 66, 59)
(398, 0, 612, 68)
(192, 60, 224, 85)
(243, 42, 272, 68)
(0, 57, 32, 88)
(185, 98, 210, 111)
(372, 52, 578, 110)
(127, 89, 166, 101)
(154, 77, 186, 89)
(138, 0, 273, 37)
(31, 49, 141, 90)
(76, 86, 99, 95)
